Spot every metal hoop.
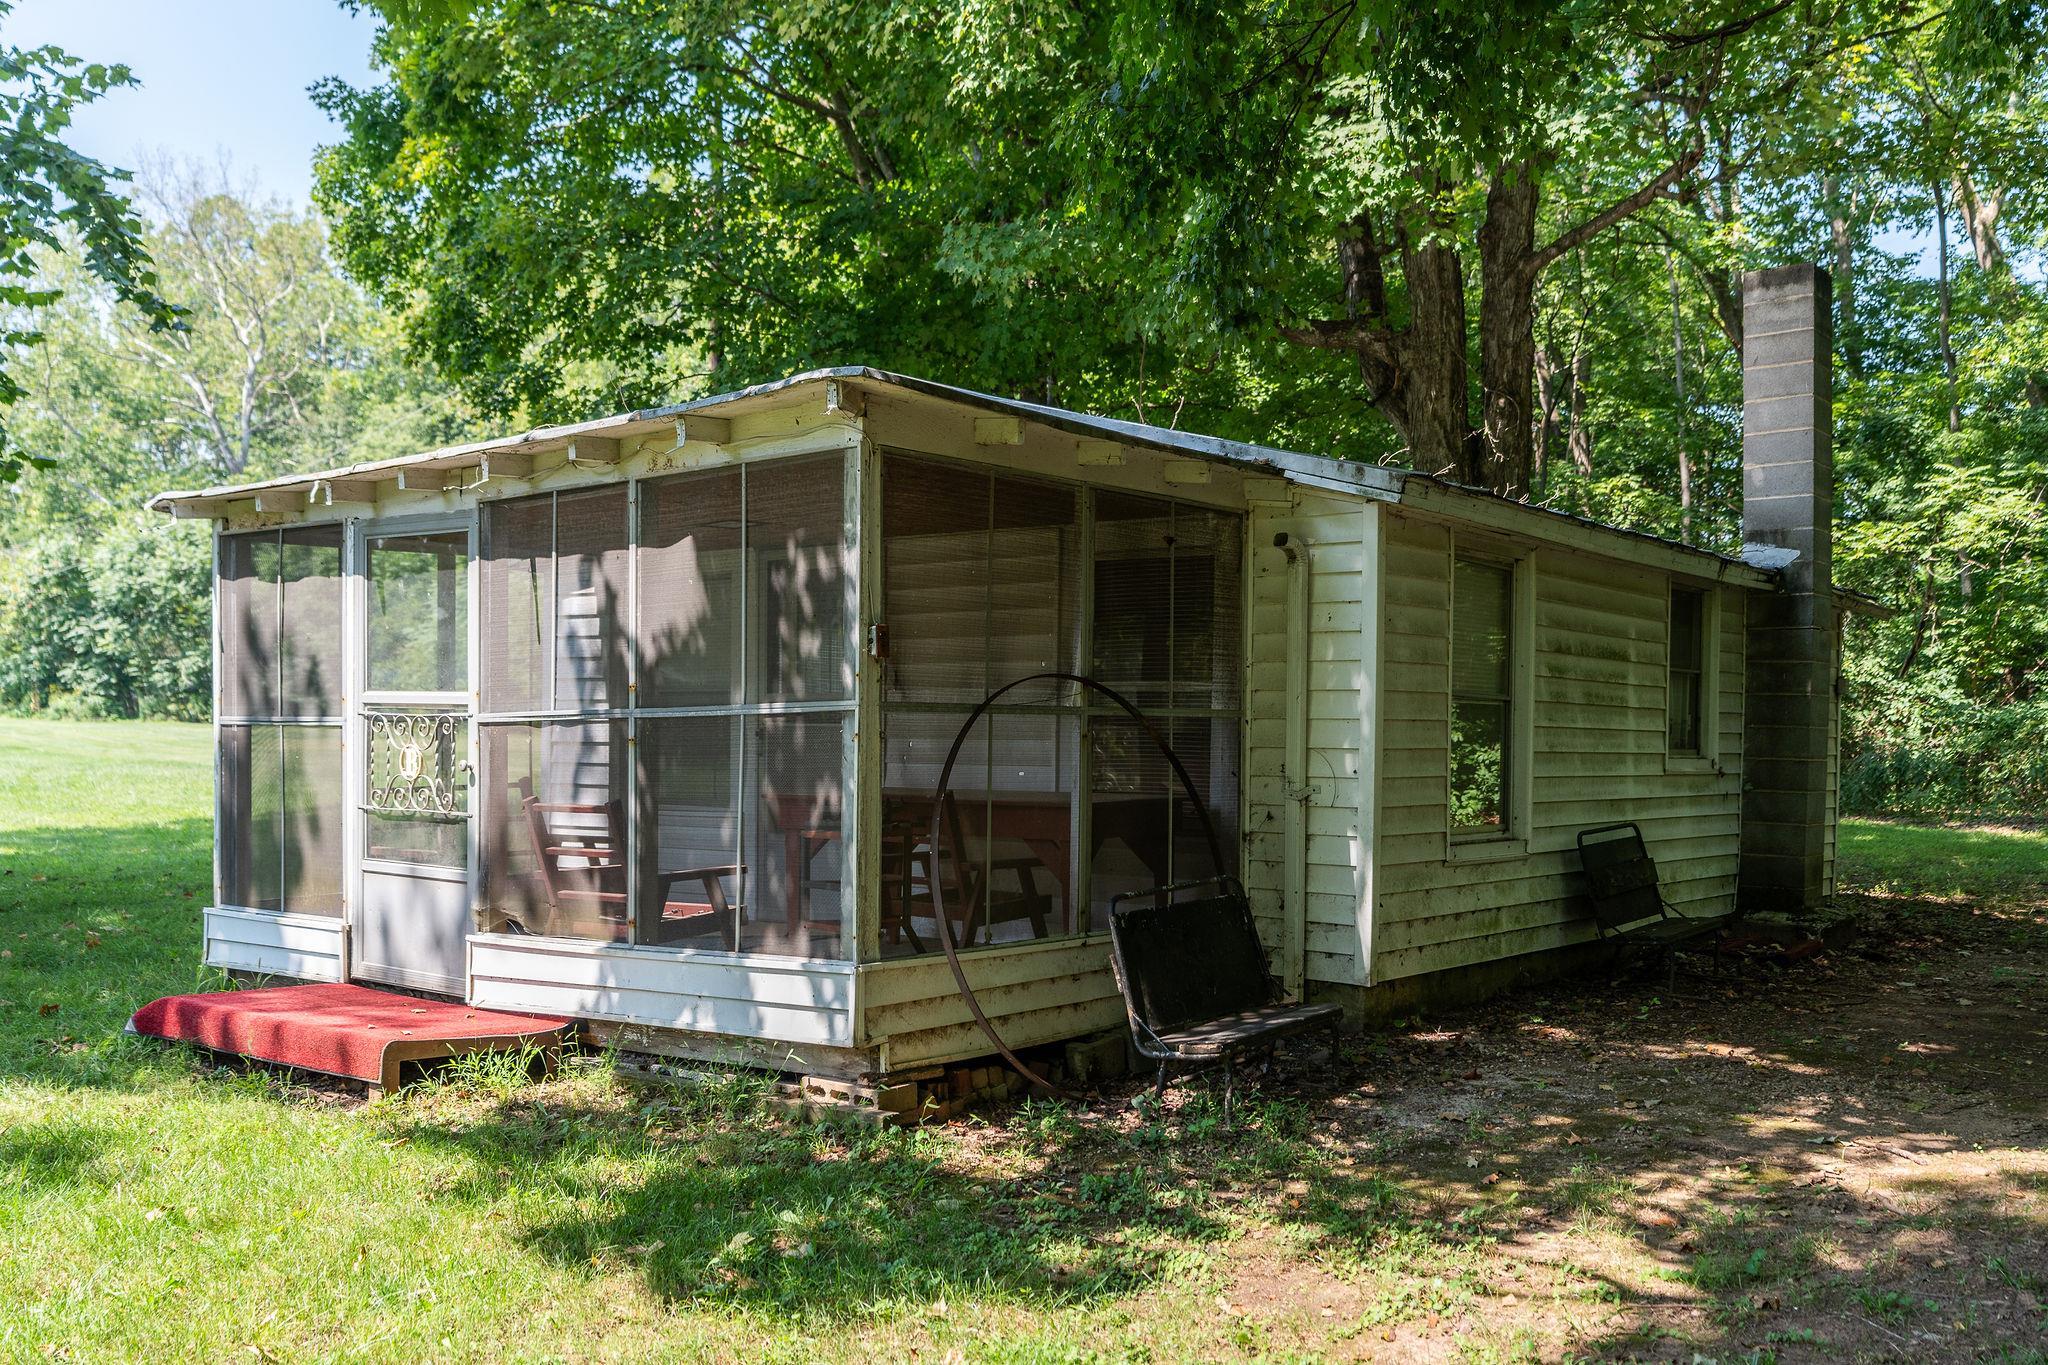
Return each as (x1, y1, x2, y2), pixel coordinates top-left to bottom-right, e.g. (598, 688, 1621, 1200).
(926, 672, 1226, 1094)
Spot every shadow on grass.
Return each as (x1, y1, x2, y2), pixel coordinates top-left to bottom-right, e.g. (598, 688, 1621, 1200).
(0, 1119, 115, 1195)
(370, 1075, 1232, 1319)
(0, 814, 220, 1084)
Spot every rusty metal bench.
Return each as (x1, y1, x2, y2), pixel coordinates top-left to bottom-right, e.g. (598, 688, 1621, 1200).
(1107, 877, 1344, 1121)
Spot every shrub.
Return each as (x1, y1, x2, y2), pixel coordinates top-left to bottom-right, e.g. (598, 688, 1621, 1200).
(0, 517, 210, 719)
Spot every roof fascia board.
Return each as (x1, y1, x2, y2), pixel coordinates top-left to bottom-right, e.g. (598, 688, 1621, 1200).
(1391, 476, 1779, 589)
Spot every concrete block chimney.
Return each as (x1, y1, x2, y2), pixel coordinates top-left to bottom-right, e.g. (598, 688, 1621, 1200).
(1738, 264, 1839, 912)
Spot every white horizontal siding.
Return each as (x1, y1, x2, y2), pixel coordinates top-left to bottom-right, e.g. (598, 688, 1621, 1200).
(1371, 513, 1749, 982)
(859, 935, 1123, 1070)
(467, 934, 855, 1047)
(203, 906, 347, 982)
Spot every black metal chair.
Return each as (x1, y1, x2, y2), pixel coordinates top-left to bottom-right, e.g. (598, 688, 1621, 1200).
(1106, 876, 1344, 1122)
(1575, 822, 1731, 978)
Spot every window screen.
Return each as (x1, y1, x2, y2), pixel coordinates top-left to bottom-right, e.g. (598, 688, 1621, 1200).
(368, 531, 467, 693)
(747, 455, 849, 703)
(216, 527, 345, 916)
(553, 487, 630, 710)
(220, 532, 281, 718)
(1669, 587, 1707, 755)
(1450, 556, 1513, 834)
(479, 719, 629, 940)
(638, 468, 742, 707)
(279, 527, 344, 717)
(635, 715, 741, 948)
(480, 494, 555, 714)
(1092, 494, 1242, 712)
(747, 712, 846, 956)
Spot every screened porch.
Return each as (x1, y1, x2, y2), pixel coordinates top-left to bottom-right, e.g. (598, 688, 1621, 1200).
(211, 441, 1248, 991)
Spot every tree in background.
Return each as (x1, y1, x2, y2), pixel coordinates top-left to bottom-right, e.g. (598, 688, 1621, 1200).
(0, 0, 179, 481)
(0, 167, 481, 718)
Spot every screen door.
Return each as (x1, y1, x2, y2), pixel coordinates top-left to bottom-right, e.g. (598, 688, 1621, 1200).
(354, 526, 474, 994)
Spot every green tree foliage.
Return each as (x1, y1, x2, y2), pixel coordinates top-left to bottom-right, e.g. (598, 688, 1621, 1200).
(0, 0, 180, 480)
(0, 169, 480, 717)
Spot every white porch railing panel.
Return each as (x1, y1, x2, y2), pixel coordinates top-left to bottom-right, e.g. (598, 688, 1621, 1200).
(203, 906, 348, 982)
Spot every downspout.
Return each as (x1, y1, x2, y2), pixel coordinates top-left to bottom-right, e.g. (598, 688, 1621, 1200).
(1273, 531, 1313, 999)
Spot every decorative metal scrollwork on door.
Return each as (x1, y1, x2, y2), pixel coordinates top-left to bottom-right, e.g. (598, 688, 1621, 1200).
(365, 709, 467, 819)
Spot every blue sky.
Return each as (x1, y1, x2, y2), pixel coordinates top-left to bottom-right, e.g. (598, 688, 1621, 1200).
(6, 0, 379, 208)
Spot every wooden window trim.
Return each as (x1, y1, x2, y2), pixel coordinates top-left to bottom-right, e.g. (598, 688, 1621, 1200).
(1445, 540, 1531, 855)
(1665, 581, 1721, 773)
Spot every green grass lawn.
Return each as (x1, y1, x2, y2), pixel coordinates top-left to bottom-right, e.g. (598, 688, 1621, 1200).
(3, 716, 2044, 1361)
(0, 718, 1278, 1361)
(1837, 814, 2048, 901)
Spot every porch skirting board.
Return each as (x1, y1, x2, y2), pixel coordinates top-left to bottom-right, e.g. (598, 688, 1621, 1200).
(466, 933, 857, 1048)
(203, 906, 348, 983)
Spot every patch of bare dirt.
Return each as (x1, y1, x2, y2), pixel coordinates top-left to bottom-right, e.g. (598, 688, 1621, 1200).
(1005, 886, 2048, 1361)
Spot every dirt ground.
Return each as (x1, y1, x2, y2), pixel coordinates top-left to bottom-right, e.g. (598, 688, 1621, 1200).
(964, 885, 2048, 1362)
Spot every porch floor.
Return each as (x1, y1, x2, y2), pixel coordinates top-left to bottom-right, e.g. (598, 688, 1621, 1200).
(129, 983, 571, 1094)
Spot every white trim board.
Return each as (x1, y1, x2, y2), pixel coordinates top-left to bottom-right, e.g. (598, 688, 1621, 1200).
(203, 906, 349, 982)
(467, 934, 857, 1048)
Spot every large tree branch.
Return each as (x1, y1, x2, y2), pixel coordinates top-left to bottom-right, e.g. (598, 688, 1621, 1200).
(1528, 133, 1705, 277)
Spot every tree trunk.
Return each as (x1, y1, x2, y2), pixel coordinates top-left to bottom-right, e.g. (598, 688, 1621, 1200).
(1567, 344, 1592, 496)
(1935, 179, 1960, 433)
(1824, 173, 1862, 378)
(1953, 172, 2006, 275)
(1533, 344, 1562, 497)
(1668, 251, 1692, 543)
(1396, 237, 1472, 477)
(1478, 162, 1539, 497)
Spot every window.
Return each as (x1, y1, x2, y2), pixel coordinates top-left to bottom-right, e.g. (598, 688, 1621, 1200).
(217, 527, 346, 915)
(1668, 586, 1708, 756)
(1450, 555, 1514, 836)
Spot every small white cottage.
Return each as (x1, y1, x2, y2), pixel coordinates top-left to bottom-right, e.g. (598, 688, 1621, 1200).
(149, 267, 1853, 1083)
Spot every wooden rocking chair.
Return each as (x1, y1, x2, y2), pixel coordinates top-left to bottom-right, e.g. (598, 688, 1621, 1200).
(519, 781, 739, 947)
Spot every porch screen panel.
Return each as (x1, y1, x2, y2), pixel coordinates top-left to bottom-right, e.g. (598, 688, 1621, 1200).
(878, 457, 1086, 957)
(218, 724, 262, 909)
(746, 712, 845, 956)
(1086, 713, 1239, 921)
(481, 495, 555, 714)
(219, 532, 279, 718)
(638, 467, 742, 708)
(279, 526, 344, 717)
(280, 725, 345, 915)
(1088, 493, 1243, 923)
(479, 720, 629, 940)
(991, 477, 1083, 691)
(635, 715, 741, 949)
(977, 710, 1078, 941)
(884, 458, 996, 704)
(747, 455, 848, 703)
(216, 528, 344, 916)
(553, 486, 630, 710)
(1086, 715, 1171, 919)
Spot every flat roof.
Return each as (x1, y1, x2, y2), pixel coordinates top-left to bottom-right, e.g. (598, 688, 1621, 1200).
(147, 365, 1787, 587)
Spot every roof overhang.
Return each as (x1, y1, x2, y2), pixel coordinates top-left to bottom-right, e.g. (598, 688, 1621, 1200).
(144, 365, 1780, 589)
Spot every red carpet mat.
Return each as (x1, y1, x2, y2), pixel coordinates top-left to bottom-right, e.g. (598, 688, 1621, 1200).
(130, 983, 571, 1092)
